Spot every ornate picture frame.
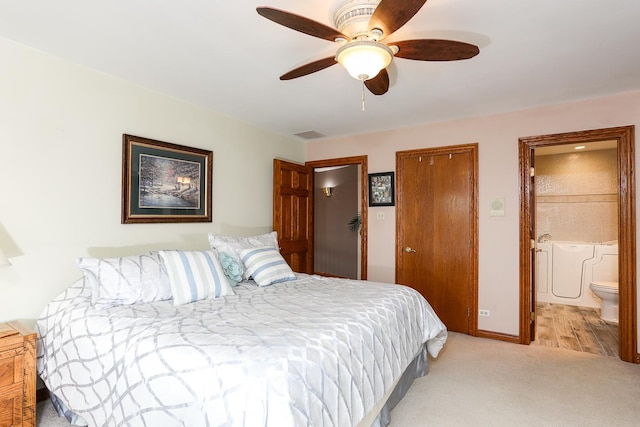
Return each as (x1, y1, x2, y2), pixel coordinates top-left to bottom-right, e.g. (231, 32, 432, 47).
(368, 172, 395, 207)
(121, 134, 213, 223)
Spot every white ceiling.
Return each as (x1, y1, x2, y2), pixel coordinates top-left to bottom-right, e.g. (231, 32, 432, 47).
(2, 0, 640, 140)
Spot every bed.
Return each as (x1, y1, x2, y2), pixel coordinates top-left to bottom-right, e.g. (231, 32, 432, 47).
(36, 241, 447, 427)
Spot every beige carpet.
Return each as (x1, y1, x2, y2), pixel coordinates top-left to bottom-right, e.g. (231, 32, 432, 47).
(36, 332, 640, 426)
(389, 332, 640, 426)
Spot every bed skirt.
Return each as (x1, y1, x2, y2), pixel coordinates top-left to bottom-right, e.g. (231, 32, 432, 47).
(367, 343, 429, 427)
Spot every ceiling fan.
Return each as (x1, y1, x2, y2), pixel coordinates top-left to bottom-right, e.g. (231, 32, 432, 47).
(257, 0, 479, 96)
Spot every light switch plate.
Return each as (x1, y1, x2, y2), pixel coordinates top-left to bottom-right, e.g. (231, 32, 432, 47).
(490, 197, 505, 217)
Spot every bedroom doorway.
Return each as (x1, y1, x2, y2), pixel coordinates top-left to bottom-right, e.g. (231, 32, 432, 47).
(307, 156, 368, 280)
(273, 157, 368, 279)
(313, 164, 360, 279)
(395, 144, 479, 335)
(518, 126, 637, 363)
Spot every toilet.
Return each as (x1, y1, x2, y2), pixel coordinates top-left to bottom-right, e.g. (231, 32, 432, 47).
(589, 281, 619, 324)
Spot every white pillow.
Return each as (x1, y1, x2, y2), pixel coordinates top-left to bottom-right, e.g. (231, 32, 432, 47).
(77, 251, 173, 309)
(159, 250, 234, 305)
(208, 231, 278, 279)
(239, 246, 296, 287)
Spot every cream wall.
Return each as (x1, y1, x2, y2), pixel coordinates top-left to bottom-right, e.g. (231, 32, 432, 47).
(0, 37, 304, 325)
(306, 90, 640, 344)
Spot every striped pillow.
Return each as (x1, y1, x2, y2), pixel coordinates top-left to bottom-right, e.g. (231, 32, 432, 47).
(207, 232, 278, 280)
(159, 250, 234, 305)
(240, 246, 296, 287)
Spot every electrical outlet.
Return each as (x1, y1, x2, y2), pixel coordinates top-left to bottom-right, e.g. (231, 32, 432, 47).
(376, 212, 385, 220)
(479, 309, 490, 317)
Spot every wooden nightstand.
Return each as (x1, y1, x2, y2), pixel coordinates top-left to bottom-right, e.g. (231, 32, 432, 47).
(0, 321, 36, 427)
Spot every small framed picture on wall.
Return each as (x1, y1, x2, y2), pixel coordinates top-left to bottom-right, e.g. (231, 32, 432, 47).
(368, 172, 395, 207)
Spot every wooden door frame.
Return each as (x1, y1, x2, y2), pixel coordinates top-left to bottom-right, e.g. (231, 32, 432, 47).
(396, 144, 479, 336)
(306, 156, 368, 280)
(518, 125, 638, 363)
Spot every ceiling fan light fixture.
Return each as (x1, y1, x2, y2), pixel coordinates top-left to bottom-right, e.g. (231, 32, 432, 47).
(335, 40, 393, 81)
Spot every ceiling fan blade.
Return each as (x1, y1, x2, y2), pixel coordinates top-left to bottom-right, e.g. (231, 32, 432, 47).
(280, 57, 337, 80)
(257, 7, 349, 42)
(368, 0, 427, 39)
(365, 68, 390, 95)
(393, 39, 479, 61)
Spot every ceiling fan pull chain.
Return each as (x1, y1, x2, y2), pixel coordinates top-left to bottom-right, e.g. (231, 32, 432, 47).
(361, 80, 366, 111)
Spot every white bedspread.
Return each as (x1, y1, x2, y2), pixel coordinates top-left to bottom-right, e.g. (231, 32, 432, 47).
(37, 274, 447, 427)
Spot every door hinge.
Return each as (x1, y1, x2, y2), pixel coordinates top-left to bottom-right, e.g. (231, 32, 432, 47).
(530, 311, 536, 323)
(530, 167, 535, 177)
(530, 239, 536, 250)
(468, 307, 471, 317)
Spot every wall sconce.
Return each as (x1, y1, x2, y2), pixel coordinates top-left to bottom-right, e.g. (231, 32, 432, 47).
(322, 187, 334, 197)
(0, 247, 11, 267)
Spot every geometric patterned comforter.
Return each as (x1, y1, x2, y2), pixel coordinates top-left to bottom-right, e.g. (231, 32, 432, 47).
(36, 274, 447, 427)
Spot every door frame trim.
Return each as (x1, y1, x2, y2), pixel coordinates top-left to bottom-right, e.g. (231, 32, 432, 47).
(396, 144, 479, 336)
(306, 156, 368, 280)
(518, 125, 638, 363)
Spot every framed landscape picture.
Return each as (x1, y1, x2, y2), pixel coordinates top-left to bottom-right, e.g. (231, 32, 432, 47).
(368, 172, 395, 207)
(121, 134, 213, 223)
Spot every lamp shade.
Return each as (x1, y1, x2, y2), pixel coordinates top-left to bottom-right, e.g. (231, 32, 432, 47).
(0, 248, 10, 267)
(336, 40, 394, 81)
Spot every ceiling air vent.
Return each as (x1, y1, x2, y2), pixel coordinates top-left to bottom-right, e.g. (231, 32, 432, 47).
(294, 130, 326, 140)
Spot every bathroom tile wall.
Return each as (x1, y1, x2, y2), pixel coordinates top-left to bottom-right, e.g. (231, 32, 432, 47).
(535, 148, 618, 242)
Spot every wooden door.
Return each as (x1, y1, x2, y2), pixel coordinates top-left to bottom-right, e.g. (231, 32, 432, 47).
(396, 145, 478, 334)
(273, 159, 313, 273)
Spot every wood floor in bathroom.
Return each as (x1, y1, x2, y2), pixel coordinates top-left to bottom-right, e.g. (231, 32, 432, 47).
(534, 302, 619, 358)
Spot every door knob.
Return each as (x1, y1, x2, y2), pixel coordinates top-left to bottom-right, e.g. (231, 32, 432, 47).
(405, 247, 416, 253)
